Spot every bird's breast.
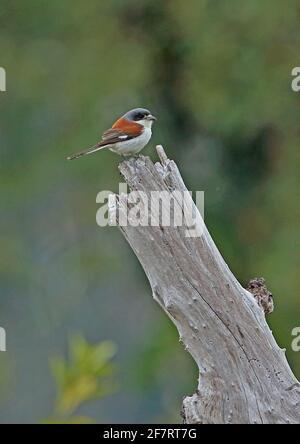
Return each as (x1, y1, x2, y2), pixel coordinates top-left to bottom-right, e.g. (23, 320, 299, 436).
(109, 128, 152, 155)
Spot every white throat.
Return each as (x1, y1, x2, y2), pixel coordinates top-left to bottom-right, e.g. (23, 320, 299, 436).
(137, 118, 154, 129)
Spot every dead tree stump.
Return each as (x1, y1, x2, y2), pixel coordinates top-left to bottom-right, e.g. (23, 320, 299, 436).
(108, 145, 300, 424)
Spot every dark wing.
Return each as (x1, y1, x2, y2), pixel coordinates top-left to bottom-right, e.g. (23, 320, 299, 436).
(101, 128, 136, 144)
(66, 128, 134, 160)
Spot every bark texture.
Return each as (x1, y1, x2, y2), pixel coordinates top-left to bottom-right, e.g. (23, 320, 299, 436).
(109, 145, 300, 424)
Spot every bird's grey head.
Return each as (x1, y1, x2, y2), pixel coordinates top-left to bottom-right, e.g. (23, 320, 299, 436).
(123, 108, 156, 128)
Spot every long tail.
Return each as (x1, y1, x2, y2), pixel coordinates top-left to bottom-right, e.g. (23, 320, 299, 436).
(66, 143, 107, 160)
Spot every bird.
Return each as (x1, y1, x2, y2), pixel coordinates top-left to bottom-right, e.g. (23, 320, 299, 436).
(67, 108, 156, 160)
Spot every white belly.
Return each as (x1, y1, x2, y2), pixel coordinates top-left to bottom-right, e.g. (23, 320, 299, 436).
(109, 128, 152, 156)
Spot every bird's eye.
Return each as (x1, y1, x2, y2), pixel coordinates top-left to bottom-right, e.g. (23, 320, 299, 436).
(136, 113, 144, 120)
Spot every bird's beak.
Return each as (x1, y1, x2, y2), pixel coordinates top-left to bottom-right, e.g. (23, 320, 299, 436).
(146, 114, 157, 121)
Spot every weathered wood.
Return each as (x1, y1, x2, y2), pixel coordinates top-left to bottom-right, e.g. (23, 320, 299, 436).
(109, 145, 300, 424)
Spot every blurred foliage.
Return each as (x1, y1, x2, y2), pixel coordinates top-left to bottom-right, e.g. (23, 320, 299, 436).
(0, 354, 13, 403)
(46, 335, 117, 424)
(0, 0, 299, 423)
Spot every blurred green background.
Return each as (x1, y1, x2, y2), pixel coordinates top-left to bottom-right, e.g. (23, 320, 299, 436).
(0, 0, 299, 423)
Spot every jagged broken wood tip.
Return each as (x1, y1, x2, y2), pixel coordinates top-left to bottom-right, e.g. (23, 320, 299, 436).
(156, 145, 168, 165)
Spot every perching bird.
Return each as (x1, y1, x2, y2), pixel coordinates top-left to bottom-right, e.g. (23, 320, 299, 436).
(67, 108, 156, 160)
